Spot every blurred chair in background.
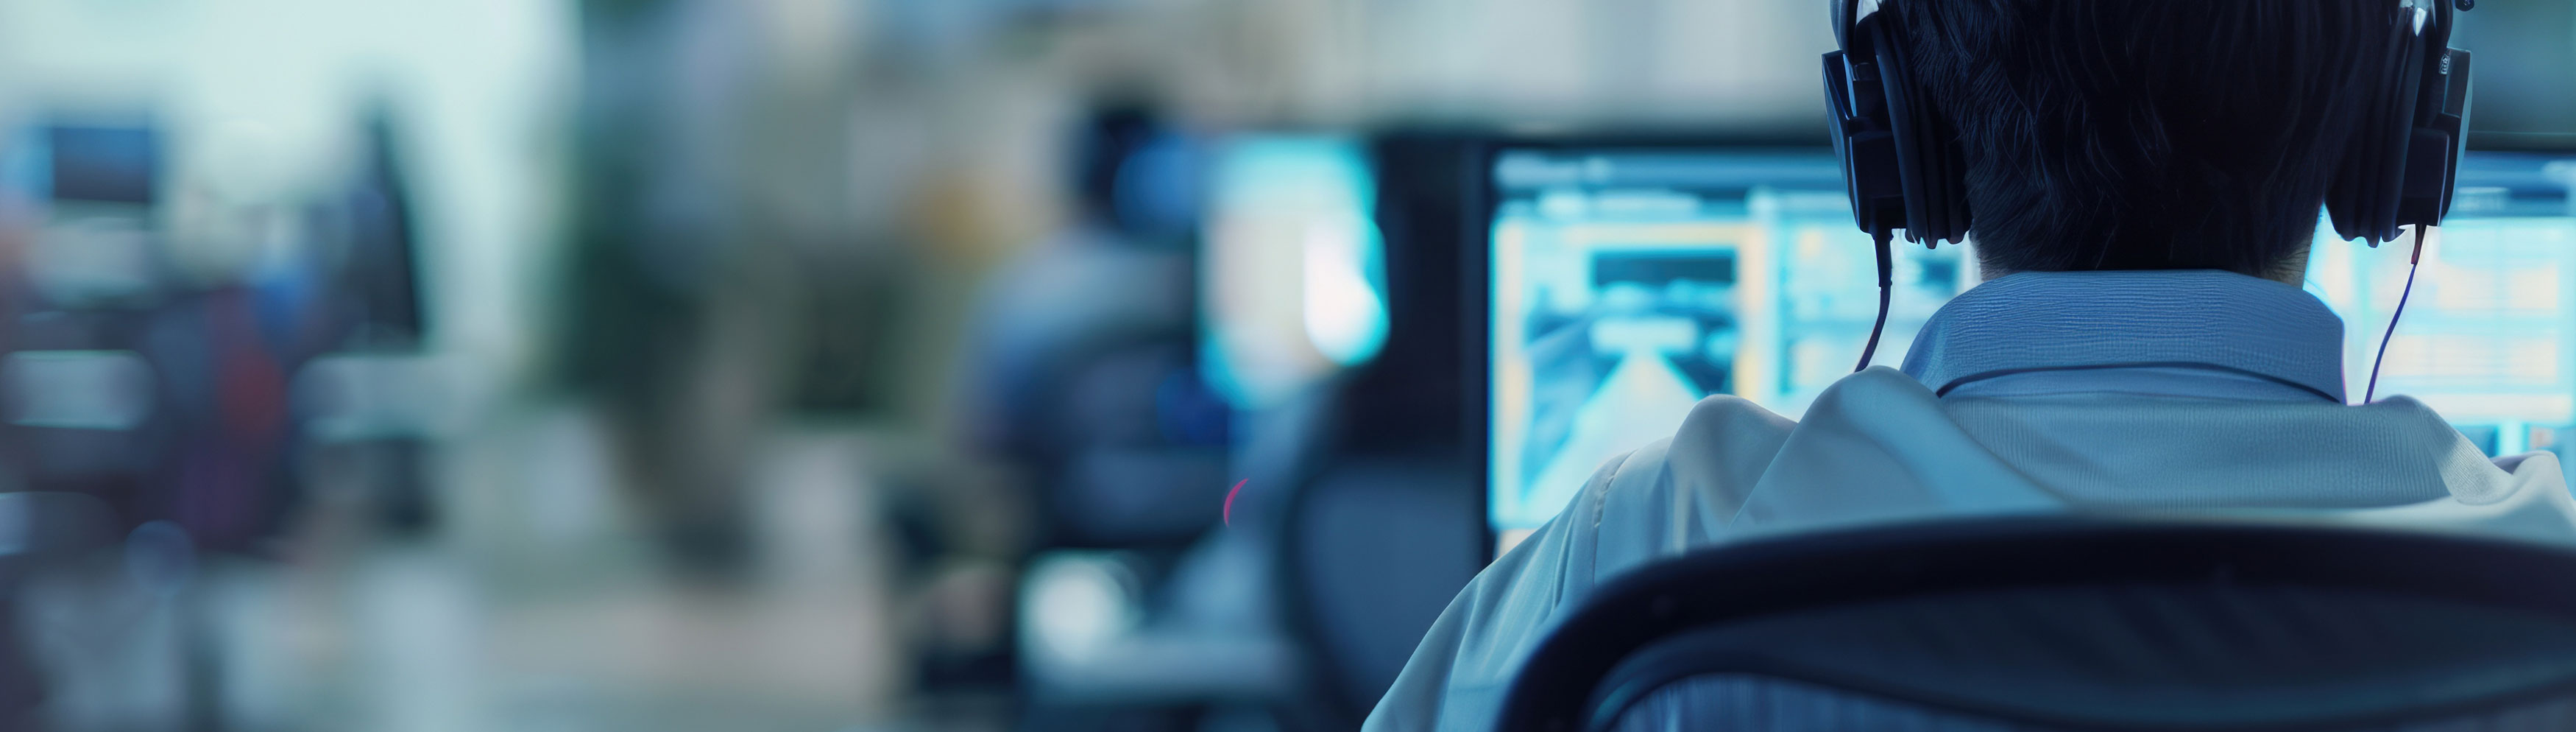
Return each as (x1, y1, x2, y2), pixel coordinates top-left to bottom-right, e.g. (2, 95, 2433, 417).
(6, 112, 442, 552)
(1276, 446, 1481, 729)
(1273, 133, 1487, 729)
(1, 108, 452, 732)
(3, 122, 176, 547)
(1003, 130, 1495, 732)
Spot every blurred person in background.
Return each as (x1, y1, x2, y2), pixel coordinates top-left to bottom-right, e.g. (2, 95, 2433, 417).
(556, 0, 816, 572)
(964, 101, 1284, 732)
(965, 102, 1228, 553)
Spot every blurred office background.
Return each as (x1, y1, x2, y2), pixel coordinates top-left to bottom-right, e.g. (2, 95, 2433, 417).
(0, 1, 2568, 731)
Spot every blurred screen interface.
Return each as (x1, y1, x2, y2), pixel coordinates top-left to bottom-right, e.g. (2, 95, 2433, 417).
(1487, 149, 2576, 538)
(44, 124, 160, 205)
(2305, 152, 2576, 451)
(1200, 136, 1387, 410)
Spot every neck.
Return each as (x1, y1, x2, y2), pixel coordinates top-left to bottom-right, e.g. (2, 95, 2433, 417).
(1982, 258, 2313, 287)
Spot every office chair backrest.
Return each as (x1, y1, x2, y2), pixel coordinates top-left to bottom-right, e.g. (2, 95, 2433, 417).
(1497, 517, 2576, 732)
(1281, 457, 1482, 725)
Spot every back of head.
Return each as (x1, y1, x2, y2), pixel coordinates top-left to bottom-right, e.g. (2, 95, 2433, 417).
(1071, 104, 1203, 242)
(1900, 0, 2402, 279)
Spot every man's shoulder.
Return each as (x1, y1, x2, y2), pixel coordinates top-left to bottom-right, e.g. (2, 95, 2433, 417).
(1664, 394, 1800, 499)
(1570, 394, 1802, 572)
(1591, 394, 1798, 501)
(1672, 394, 1799, 448)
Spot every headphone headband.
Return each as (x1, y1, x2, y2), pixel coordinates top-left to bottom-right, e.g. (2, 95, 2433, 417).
(1825, 0, 2474, 247)
(1840, 0, 2460, 48)
(1831, 0, 1873, 50)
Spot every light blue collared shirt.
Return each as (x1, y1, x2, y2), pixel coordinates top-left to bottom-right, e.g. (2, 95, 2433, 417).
(1901, 270, 2348, 403)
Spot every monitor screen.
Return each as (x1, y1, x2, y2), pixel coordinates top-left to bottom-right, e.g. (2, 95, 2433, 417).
(2304, 152, 2576, 448)
(1485, 147, 2576, 543)
(46, 124, 160, 205)
(2454, 0, 2576, 149)
(1200, 136, 1387, 410)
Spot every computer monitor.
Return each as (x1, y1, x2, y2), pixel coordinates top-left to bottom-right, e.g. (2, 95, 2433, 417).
(1200, 135, 1387, 410)
(2453, 0, 2576, 151)
(1482, 144, 1979, 540)
(2306, 151, 2576, 454)
(1483, 145, 2576, 546)
(46, 124, 160, 205)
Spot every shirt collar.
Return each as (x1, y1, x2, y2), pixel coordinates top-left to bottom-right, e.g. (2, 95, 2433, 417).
(1899, 270, 2347, 402)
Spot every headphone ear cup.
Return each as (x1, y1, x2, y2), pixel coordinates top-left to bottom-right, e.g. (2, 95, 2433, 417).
(2399, 49, 2470, 225)
(1868, 16, 1970, 245)
(1825, 50, 1908, 236)
(1827, 17, 1917, 239)
(2332, 19, 2430, 243)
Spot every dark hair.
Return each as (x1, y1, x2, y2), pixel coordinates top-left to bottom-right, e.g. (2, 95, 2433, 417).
(1074, 105, 1161, 224)
(1900, 0, 2400, 278)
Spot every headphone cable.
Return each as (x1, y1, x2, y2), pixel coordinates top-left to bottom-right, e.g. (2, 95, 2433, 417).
(1855, 227, 1897, 372)
(2365, 225, 2428, 403)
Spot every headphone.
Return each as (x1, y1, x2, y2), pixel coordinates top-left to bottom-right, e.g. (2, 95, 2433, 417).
(1822, 0, 2474, 372)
